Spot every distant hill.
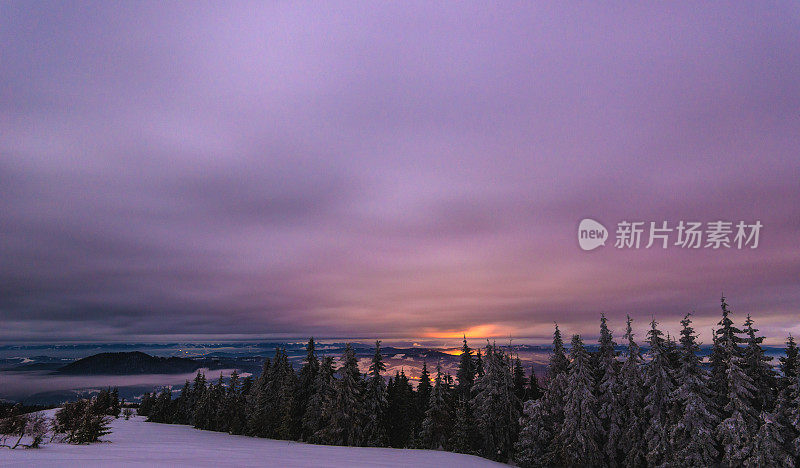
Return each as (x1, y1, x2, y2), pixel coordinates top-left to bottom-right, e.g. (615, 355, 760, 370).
(56, 351, 202, 375)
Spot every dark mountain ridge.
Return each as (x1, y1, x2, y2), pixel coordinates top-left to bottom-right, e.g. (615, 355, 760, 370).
(56, 351, 202, 375)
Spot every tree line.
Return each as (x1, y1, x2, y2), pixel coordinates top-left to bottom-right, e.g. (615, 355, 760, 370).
(0, 387, 121, 449)
(138, 296, 800, 466)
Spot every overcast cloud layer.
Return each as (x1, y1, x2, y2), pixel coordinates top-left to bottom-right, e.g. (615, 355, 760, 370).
(1, 2, 799, 343)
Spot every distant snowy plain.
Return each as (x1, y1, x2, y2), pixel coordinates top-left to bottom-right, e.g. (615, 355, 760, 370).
(3, 410, 508, 467)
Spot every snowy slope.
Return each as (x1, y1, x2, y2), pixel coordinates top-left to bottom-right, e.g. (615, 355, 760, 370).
(3, 411, 508, 467)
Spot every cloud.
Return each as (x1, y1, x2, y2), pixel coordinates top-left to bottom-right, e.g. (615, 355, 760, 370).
(0, 2, 799, 343)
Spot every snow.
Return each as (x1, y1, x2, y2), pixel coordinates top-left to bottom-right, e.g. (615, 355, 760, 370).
(3, 410, 507, 467)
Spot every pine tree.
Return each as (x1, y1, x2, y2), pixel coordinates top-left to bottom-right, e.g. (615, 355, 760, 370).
(527, 367, 542, 401)
(318, 343, 364, 446)
(271, 348, 297, 440)
(710, 295, 743, 412)
(516, 323, 571, 466)
(149, 387, 174, 424)
(221, 370, 246, 435)
(386, 369, 415, 448)
(416, 360, 432, 441)
(556, 335, 603, 466)
(742, 314, 778, 412)
(643, 318, 676, 467)
(245, 358, 271, 437)
(475, 349, 484, 378)
(295, 337, 319, 440)
(716, 347, 759, 466)
(744, 412, 795, 467)
(305, 356, 336, 443)
(596, 316, 624, 466)
(515, 398, 552, 468)
(669, 313, 718, 466)
(364, 340, 388, 446)
(513, 357, 527, 403)
(619, 315, 647, 467)
(421, 360, 453, 450)
(780, 335, 799, 392)
(472, 343, 521, 462)
(456, 336, 475, 399)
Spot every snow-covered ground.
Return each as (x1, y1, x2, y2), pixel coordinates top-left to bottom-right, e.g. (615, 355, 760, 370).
(2, 410, 508, 467)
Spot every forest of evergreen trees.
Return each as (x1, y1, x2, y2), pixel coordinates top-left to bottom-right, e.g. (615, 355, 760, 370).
(138, 297, 800, 467)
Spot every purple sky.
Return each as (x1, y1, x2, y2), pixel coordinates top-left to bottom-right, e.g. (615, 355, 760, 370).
(1, 2, 799, 344)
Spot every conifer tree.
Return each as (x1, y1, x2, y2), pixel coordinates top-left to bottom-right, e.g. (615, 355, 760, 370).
(295, 337, 319, 440)
(475, 349, 484, 378)
(527, 367, 542, 401)
(318, 344, 364, 446)
(305, 356, 336, 443)
(472, 343, 520, 462)
(421, 360, 453, 450)
(556, 335, 603, 467)
(669, 313, 718, 466)
(619, 315, 647, 467)
(416, 360, 432, 440)
(596, 315, 624, 466)
(515, 398, 552, 468)
(710, 295, 743, 412)
(742, 314, 778, 412)
(456, 336, 475, 398)
(245, 358, 272, 437)
(716, 348, 759, 466)
(744, 412, 795, 467)
(270, 348, 298, 440)
(780, 335, 799, 392)
(643, 318, 676, 467)
(515, 323, 571, 467)
(386, 369, 415, 448)
(364, 340, 388, 446)
(513, 357, 527, 403)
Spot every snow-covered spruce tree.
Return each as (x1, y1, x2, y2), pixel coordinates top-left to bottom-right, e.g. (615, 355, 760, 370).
(710, 295, 744, 413)
(295, 337, 319, 440)
(780, 335, 799, 392)
(513, 357, 528, 404)
(669, 313, 719, 466)
(744, 411, 795, 467)
(527, 366, 542, 401)
(386, 369, 415, 448)
(172, 379, 192, 425)
(272, 348, 298, 440)
(596, 314, 624, 466)
(619, 315, 648, 468)
(209, 374, 226, 432)
(742, 315, 778, 413)
(472, 343, 520, 462)
(515, 323, 570, 467)
(305, 356, 336, 444)
(452, 337, 478, 452)
(789, 374, 800, 460)
(555, 334, 603, 467)
(149, 387, 174, 424)
(643, 318, 676, 467)
(415, 361, 432, 443)
(421, 360, 453, 450)
(456, 336, 475, 399)
(475, 349, 484, 378)
(716, 346, 759, 466)
(515, 398, 552, 468)
(318, 343, 364, 446)
(223, 370, 246, 435)
(245, 358, 271, 437)
(364, 340, 388, 446)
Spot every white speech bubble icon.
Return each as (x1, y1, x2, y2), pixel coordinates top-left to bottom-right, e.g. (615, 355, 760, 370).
(578, 218, 608, 251)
